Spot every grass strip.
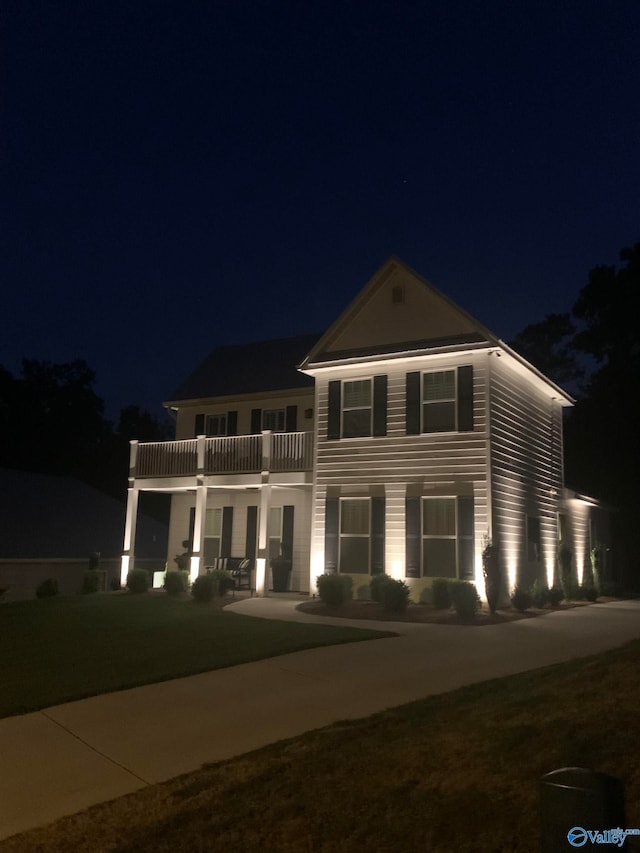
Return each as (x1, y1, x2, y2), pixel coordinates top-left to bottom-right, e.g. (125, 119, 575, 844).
(0, 593, 392, 718)
(4, 638, 640, 852)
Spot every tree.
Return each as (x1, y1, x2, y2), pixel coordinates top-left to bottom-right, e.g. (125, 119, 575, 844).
(0, 360, 171, 523)
(573, 240, 640, 371)
(565, 240, 640, 589)
(508, 313, 583, 388)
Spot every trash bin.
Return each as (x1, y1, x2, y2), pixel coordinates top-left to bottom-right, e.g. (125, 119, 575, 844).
(540, 767, 625, 851)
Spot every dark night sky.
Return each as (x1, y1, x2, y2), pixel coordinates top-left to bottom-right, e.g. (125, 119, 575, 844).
(2, 0, 639, 421)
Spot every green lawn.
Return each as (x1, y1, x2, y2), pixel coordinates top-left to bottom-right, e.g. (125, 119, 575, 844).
(5, 638, 640, 852)
(1, 593, 392, 717)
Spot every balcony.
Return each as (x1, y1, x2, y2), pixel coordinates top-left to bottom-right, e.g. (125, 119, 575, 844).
(132, 431, 313, 480)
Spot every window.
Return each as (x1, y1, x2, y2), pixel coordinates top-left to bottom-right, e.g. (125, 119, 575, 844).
(409, 496, 475, 579)
(527, 516, 540, 562)
(203, 508, 222, 564)
(339, 499, 370, 573)
(206, 414, 227, 436)
(263, 409, 285, 432)
(327, 376, 387, 440)
(195, 411, 237, 437)
(422, 498, 456, 577)
(423, 371, 456, 432)
(342, 380, 372, 438)
(406, 366, 473, 435)
(268, 506, 282, 559)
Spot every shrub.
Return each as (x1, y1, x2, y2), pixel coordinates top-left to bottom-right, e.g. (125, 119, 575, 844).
(531, 579, 549, 608)
(209, 568, 233, 597)
(191, 573, 214, 602)
(316, 573, 353, 607)
(449, 580, 480, 620)
(548, 585, 564, 606)
(82, 571, 101, 594)
(126, 568, 149, 594)
(583, 583, 599, 602)
(510, 585, 532, 612)
(370, 573, 393, 603)
(36, 578, 59, 598)
(164, 570, 189, 596)
(380, 578, 410, 613)
(564, 579, 584, 601)
(432, 578, 452, 609)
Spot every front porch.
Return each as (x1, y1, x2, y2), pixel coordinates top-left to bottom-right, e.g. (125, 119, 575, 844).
(121, 431, 314, 594)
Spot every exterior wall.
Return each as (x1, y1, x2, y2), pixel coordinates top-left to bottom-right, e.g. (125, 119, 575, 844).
(310, 350, 490, 599)
(489, 353, 565, 590)
(173, 389, 315, 440)
(168, 488, 312, 591)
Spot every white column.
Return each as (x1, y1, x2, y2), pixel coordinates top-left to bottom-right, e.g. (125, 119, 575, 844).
(120, 487, 139, 587)
(190, 484, 207, 583)
(255, 483, 272, 596)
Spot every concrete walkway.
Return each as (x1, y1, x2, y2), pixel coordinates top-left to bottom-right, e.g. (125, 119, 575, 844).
(1, 598, 640, 841)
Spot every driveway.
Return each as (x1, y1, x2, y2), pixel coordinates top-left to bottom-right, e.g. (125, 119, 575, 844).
(1, 598, 639, 841)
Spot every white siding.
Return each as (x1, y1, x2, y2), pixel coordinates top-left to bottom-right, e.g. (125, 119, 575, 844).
(310, 351, 490, 594)
(489, 354, 564, 589)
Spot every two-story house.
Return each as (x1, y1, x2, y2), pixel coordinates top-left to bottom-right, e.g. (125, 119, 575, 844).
(121, 257, 600, 600)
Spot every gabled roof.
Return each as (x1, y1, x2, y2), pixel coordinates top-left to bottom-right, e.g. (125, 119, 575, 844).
(167, 334, 320, 404)
(300, 256, 496, 368)
(299, 256, 574, 405)
(0, 469, 167, 559)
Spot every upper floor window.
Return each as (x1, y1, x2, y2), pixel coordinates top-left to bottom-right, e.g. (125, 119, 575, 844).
(263, 409, 285, 432)
(342, 380, 372, 438)
(250, 406, 298, 434)
(194, 411, 237, 437)
(327, 375, 387, 440)
(406, 365, 473, 435)
(206, 414, 227, 436)
(423, 371, 456, 432)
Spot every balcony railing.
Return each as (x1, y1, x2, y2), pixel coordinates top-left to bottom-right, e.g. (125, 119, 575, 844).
(133, 431, 313, 479)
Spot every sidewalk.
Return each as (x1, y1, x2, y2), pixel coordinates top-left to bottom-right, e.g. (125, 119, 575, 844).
(2, 598, 640, 842)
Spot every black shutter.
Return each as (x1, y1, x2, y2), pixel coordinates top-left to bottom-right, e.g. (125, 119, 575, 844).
(194, 414, 205, 436)
(285, 405, 297, 432)
(325, 497, 339, 573)
(405, 497, 421, 578)
(327, 380, 341, 439)
(373, 375, 387, 437)
(188, 507, 195, 551)
(221, 506, 233, 557)
(457, 366, 474, 432)
(251, 408, 262, 433)
(282, 505, 294, 559)
(245, 506, 258, 559)
(458, 496, 475, 580)
(406, 372, 421, 435)
(371, 496, 385, 575)
(227, 411, 238, 436)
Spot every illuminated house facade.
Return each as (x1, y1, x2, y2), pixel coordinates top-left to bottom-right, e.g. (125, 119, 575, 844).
(122, 257, 599, 599)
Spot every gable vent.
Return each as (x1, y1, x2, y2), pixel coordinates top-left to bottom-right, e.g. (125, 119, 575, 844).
(391, 285, 405, 304)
